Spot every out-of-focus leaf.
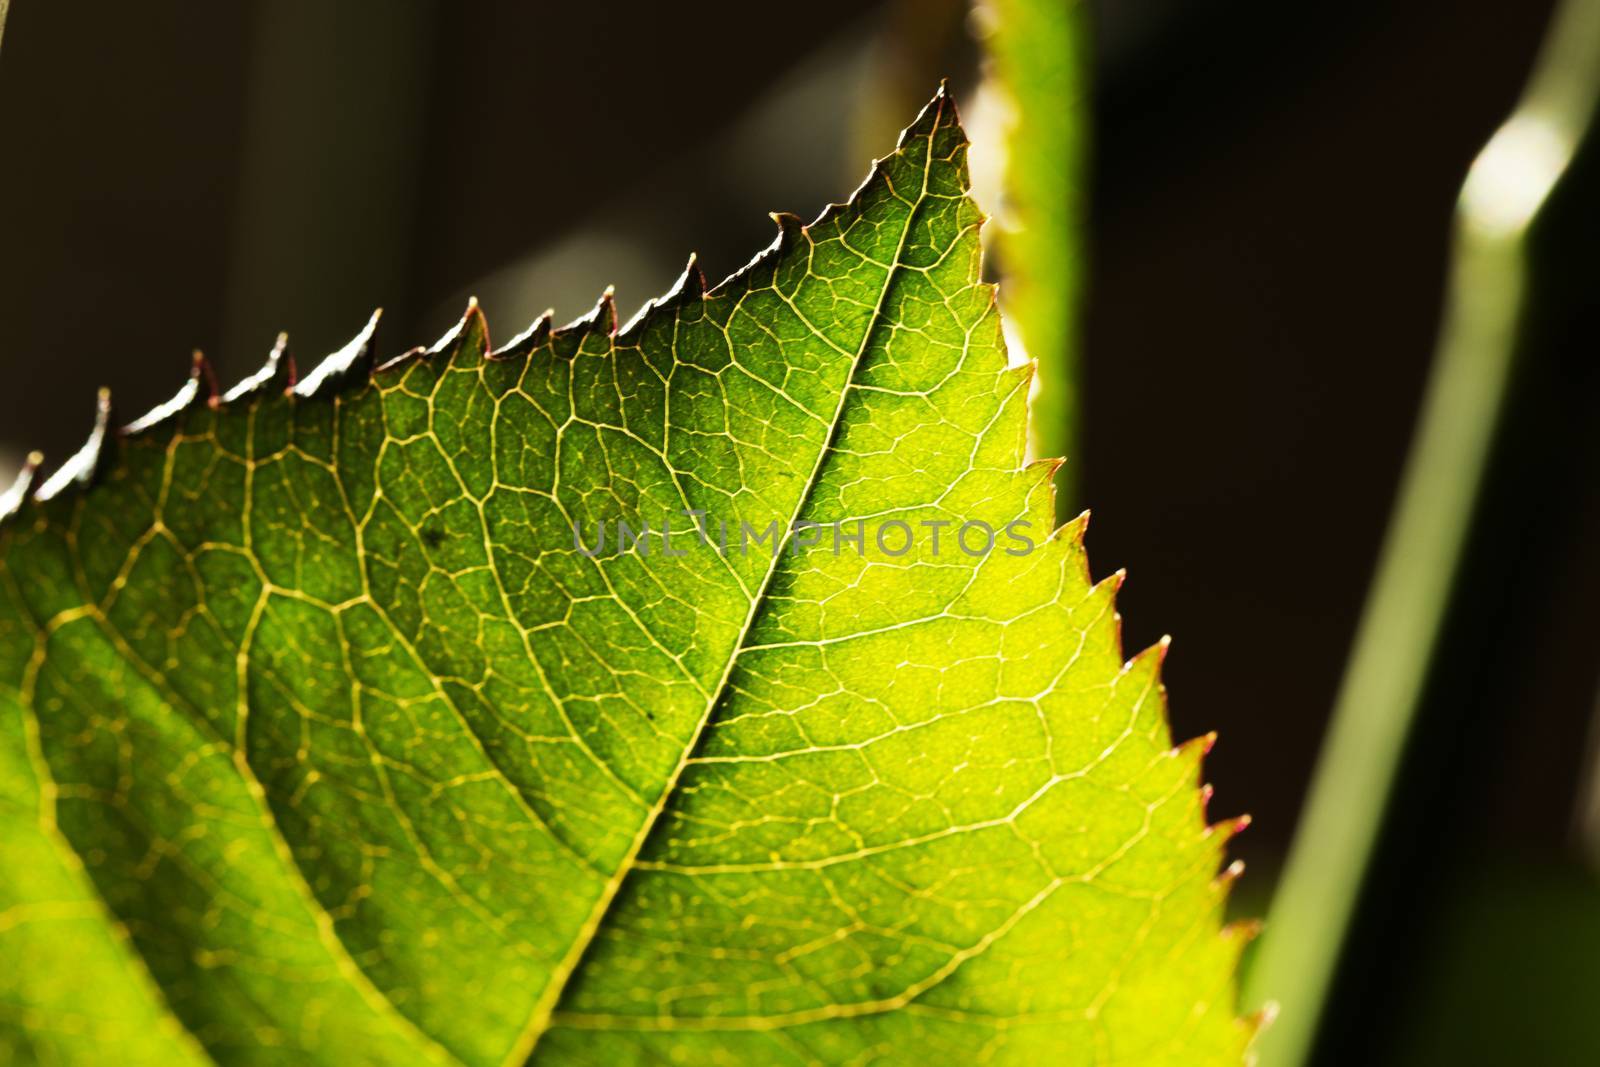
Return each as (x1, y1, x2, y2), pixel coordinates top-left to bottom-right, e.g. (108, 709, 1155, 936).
(1245, 1, 1600, 1060)
(978, 0, 1087, 509)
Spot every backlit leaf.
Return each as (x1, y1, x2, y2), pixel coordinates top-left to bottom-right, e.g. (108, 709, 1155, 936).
(0, 90, 1253, 1066)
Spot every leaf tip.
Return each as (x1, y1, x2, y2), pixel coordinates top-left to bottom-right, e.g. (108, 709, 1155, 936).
(900, 82, 958, 147)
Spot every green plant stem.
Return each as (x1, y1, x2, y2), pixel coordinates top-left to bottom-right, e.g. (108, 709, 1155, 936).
(1245, 1, 1600, 1062)
(0, 1, 11, 54)
(978, 0, 1087, 511)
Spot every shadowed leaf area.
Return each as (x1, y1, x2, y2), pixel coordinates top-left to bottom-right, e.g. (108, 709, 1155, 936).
(0, 92, 1253, 1066)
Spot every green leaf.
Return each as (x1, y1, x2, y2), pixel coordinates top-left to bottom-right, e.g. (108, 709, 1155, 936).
(0, 91, 1252, 1065)
(978, 0, 1088, 511)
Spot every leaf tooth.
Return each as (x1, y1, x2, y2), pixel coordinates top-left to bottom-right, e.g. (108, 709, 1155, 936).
(1218, 918, 1268, 985)
(1051, 506, 1096, 596)
(1113, 634, 1165, 691)
(271, 332, 298, 391)
(0, 451, 44, 523)
(683, 252, 707, 294)
(1132, 632, 1172, 669)
(1118, 634, 1172, 705)
(493, 309, 554, 358)
(1172, 730, 1219, 767)
(1206, 812, 1253, 846)
(710, 218, 792, 297)
(1087, 566, 1131, 666)
(191, 350, 220, 406)
(1024, 456, 1067, 495)
(1212, 858, 1247, 890)
(1003, 355, 1036, 389)
(87, 388, 116, 484)
(123, 350, 216, 436)
(663, 253, 707, 307)
(555, 287, 617, 339)
(380, 298, 488, 377)
(1242, 998, 1280, 1050)
(292, 309, 383, 398)
(1101, 565, 1128, 595)
(373, 345, 425, 377)
(769, 210, 805, 247)
(617, 255, 708, 341)
(1177, 729, 1222, 790)
(1215, 922, 1268, 1043)
(1213, 927, 1274, 1061)
(223, 332, 296, 403)
(431, 297, 486, 355)
(37, 387, 114, 501)
(1052, 506, 1089, 545)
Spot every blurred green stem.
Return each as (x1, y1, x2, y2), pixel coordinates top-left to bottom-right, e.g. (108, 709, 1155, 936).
(0, 1, 10, 54)
(977, 0, 1087, 511)
(1246, 0, 1600, 1062)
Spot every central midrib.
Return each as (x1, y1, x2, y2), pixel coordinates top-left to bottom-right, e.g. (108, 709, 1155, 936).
(509, 102, 942, 1066)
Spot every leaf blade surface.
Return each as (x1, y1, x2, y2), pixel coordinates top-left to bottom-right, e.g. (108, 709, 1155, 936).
(0, 92, 1249, 1066)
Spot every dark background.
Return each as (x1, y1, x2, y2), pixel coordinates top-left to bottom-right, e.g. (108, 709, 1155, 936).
(1, 1, 1595, 1062)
